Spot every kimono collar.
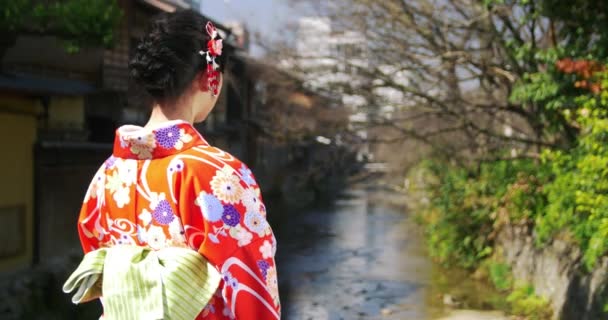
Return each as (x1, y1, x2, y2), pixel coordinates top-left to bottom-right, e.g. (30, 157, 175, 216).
(113, 120, 209, 160)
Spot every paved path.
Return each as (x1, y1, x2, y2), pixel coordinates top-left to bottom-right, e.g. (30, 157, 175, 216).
(436, 310, 510, 320)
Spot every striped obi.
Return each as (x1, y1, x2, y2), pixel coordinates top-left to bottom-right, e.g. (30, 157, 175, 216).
(63, 246, 222, 320)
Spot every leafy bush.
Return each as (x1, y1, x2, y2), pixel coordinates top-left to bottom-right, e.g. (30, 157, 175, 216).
(507, 284, 553, 320)
(488, 262, 513, 292)
(0, 0, 122, 52)
(484, 260, 552, 318)
(418, 67, 608, 271)
(536, 71, 608, 269)
(418, 159, 543, 268)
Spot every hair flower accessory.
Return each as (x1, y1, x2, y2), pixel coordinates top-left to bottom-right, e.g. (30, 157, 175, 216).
(199, 21, 223, 96)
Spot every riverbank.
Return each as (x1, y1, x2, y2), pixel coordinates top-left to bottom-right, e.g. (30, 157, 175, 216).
(437, 310, 510, 320)
(405, 160, 608, 320)
(273, 182, 517, 319)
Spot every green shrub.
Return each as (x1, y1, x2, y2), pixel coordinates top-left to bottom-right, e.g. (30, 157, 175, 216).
(417, 71, 608, 270)
(488, 262, 513, 292)
(507, 284, 553, 320)
(418, 159, 544, 268)
(535, 72, 608, 269)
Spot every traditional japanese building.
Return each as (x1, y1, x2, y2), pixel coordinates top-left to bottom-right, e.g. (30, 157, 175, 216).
(0, 0, 249, 273)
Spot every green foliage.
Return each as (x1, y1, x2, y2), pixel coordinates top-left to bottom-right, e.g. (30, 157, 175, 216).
(0, 0, 122, 52)
(507, 284, 553, 320)
(412, 1, 608, 314)
(420, 85, 608, 270)
(539, 0, 608, 60)
(488, 261, 513, 292)
(420, 69, 608, 271)
(0, 0, 29, 32)
(427, 0, 608, 271)
(483, 260, 552, 318)
(418, 159, 543, 268)
(486, 0, 608, 145)
(534, 71, 608, 269)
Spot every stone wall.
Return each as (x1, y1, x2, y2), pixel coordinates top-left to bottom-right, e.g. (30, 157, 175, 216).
(497, 225, 608, 320)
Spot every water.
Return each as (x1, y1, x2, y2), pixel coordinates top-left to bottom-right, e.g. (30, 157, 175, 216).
(272, 186, 505, 320)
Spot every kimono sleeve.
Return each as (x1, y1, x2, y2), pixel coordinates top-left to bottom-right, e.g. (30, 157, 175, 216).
(178, 161, 281, 319)
(220, 236, 281, 319)
(77, 165, 108, 254)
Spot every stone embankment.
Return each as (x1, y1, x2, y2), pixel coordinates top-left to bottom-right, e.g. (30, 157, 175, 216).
(497, 225, 608, 320)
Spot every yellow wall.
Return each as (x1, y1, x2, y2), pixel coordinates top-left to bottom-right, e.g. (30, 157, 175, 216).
(0, 95, 39, 271)
(49, 96, 85, 129)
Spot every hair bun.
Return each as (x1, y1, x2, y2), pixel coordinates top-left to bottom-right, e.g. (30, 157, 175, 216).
(128, 10, 224, 103)
(129, 32, 176, 100)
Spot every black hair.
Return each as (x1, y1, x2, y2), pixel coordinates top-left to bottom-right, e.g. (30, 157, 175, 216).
(129, 9, 226, 103)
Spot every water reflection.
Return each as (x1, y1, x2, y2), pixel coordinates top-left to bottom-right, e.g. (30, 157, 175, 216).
(274, 187, 435, 320)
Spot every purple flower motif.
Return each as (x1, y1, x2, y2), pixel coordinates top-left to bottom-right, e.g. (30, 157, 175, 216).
(154, 125, 181, 149)
(153, 200, 175, 225)
(105, 156, 117, 169)
(239, 164, 256, 186)
(257, 260, 270, 279)
(222, 205, 241, 226)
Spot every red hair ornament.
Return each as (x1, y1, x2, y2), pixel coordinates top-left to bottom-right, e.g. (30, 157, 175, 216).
(199, 22, 223, 96)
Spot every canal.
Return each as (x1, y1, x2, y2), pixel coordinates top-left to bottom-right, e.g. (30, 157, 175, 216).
(272, 185, 507, 320)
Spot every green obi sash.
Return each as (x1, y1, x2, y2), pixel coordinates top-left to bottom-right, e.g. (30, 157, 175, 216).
(63, 246, 221, 320)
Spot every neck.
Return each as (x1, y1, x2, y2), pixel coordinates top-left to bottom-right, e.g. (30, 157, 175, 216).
(145, 99, 194, 128)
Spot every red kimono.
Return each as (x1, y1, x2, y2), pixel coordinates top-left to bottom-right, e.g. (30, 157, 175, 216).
(77, 120, 280, 319)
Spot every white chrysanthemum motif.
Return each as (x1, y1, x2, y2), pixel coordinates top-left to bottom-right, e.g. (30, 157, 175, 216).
(244, 210, 267, 237)
(210, 166, 242, 204)
(241, 187, 261, 212)
(146, 225, 167, 250)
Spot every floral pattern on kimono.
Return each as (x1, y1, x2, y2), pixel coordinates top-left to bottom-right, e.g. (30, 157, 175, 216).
(77, 120, 280, 319)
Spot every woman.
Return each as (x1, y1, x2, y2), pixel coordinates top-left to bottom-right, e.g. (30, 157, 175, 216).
(71, 9, 280, 320)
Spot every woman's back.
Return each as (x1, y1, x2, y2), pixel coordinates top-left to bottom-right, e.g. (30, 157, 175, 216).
(78, 120, 280, 319)
(65, 8, 280, 318)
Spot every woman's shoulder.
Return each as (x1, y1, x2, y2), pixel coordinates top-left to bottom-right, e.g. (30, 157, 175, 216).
(177, 145, 254, 181)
